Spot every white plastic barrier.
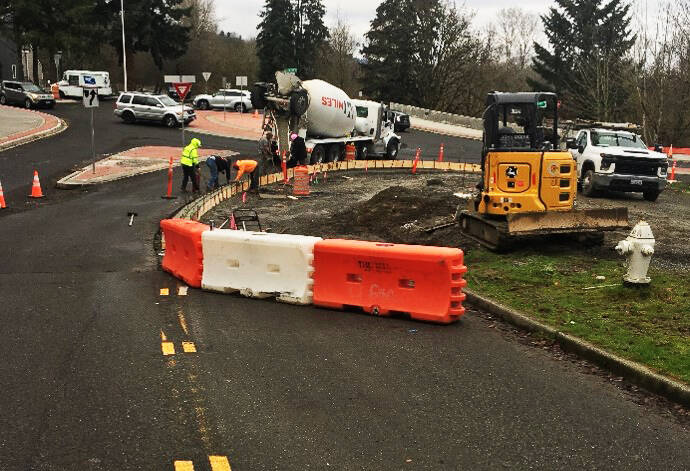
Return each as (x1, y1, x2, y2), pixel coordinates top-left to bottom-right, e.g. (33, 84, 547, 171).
(201, 230, 322, 304)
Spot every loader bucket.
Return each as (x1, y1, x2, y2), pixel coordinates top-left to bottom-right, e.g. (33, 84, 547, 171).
(505, 208, 629, 235)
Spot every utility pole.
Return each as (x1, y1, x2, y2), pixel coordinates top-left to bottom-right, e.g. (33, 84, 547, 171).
(120, 0, 128, 92)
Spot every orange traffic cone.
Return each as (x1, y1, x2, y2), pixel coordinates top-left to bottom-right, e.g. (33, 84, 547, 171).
(0, 180, 6, 208)
(29, 170, 44, 198)
(253, 109, 259, 118)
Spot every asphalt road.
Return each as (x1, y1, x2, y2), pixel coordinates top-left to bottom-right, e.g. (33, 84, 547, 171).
(0, 103, 688, 470)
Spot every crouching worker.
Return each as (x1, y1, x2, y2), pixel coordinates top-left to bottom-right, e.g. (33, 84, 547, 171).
(233, 159, 259, 193)
(206, 154, 231, 191)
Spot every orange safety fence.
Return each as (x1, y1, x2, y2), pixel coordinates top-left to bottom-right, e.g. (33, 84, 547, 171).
(312, 239, 467, 324)
(160, 219, 209, 287)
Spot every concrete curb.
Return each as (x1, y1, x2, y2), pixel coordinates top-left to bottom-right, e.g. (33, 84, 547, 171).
(0, 116, 68, 152)
(410, 124, 482, 141)
(465, 289, 690, 407)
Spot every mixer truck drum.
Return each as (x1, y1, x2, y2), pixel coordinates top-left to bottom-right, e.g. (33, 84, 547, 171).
(290, 89, 310, 116)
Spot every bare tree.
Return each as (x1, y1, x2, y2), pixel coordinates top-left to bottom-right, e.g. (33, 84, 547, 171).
(319, 10, 361, 96)
(495, 7, 539, 69)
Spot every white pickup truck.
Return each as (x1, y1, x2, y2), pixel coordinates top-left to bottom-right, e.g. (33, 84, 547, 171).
(566, 128, 668, 201)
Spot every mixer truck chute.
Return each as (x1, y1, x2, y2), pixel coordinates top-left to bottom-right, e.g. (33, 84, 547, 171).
(251, 72, 401, 164)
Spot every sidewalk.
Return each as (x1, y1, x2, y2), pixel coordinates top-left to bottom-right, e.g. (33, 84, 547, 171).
(0, 105, 66, 150)
(188, 110, 264, 141)
(57, 146, 237, 187)
(409, 116, 482, 140)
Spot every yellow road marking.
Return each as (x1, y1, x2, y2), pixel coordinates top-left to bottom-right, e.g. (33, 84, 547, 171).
(182, 341, 197, 353)
(162, 341, 176, 356)
(178, 286, 188, 296)
(173, 460, 194, 471)
(160, 288, 170, 296)
(178, 311, 190, 336)
(209, 455, 231, 471)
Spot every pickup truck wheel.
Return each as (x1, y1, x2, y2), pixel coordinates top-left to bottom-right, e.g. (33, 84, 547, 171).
(310, 145, 325, 165)
(643, 190, 660, 202)
(164, 115, 178, 128)
(0, 95, 6, 105)
(122, 111, 135, 124)
(197, 100, 209, 110)
(24, 99, 32, 109)
(326, 144, 342, 163)
(386, 138, 400, 160)
(581, 169, 598, 197)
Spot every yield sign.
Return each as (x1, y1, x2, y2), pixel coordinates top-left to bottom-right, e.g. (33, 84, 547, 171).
(174, 82, 192, 101)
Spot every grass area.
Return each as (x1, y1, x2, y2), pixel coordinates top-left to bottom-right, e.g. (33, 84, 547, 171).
(465, 248, 690, 384)
(668, 180, 690, 193)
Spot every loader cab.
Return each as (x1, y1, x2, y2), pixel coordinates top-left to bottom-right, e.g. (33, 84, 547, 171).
(482, 92, 559, 168)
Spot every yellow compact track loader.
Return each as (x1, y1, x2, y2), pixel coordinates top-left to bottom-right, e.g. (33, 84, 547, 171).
(458, 92, 628, 250)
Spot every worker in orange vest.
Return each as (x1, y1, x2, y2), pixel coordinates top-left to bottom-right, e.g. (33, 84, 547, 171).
(233, 159, 259, 193)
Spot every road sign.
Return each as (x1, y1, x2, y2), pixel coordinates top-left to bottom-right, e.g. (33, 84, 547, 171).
(79, 75, 96, 87)
(284, 68, 297, 74)
(202, 72, 211, 82)
(236, 76, 248, 87)
(174, 82, 192, 101)
(83, 88, 99, 108)
(164, 75, 196, 83)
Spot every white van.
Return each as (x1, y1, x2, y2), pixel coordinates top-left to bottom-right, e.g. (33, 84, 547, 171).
(57, 70, 113, 98)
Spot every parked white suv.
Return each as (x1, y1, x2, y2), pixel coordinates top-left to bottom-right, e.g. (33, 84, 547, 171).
(193, 89, 252, 111)
(567, 128, 668, 201)
(114, 92, 196, 128)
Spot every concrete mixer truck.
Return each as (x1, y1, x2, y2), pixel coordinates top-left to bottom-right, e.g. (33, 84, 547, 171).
(251, 72, 401, 164)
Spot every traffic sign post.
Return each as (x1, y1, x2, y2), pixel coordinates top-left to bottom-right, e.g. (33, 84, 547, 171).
(202, 72, 211, 93)
(82, 86, 99, 173)
(173, 82, 193, 147)
(222, 77, 227, 121)
(236, 76, 248, 113)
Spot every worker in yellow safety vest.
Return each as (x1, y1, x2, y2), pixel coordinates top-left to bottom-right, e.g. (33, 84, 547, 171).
(233, 159, 259, 193)
(181, 137, 201, 192)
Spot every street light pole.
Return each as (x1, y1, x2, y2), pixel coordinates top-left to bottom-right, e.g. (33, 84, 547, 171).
(120, 0, 128, 92)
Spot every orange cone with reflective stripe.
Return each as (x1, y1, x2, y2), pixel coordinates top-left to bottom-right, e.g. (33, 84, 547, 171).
(0, 180, 6, 208)
(29, 170, 44, 198)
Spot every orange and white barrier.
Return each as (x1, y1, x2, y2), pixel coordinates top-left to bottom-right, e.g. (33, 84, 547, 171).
(201, 230, 321, 304)
(160, 219, 208, 288)
(312, 240, 467, 324)
(160, 220, 468, 324)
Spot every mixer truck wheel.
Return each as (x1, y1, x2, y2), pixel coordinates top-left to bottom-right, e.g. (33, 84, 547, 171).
(326, 144, 342, 162)
(290, 90, 309, 116)
(310, 145, 325, 164)
(355, 143, 367, 160)
(386, 138, 400, 160)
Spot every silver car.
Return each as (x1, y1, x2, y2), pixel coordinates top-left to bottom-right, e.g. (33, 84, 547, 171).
(192, 89, 252, 112)
(114, 92, 196, 127)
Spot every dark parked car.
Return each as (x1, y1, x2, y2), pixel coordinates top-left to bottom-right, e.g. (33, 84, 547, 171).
(391, 110, 410, 132)
(0, 80, 55, 109)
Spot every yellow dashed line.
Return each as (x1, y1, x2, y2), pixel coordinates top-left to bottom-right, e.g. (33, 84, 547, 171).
(182, 342, 197, 353)
(173, 460, 194, 471)
(178, 311, 190, 336)
(162, 341, 176, 356)
(209, 455, 232, 471)
(160, 288, 170, 296)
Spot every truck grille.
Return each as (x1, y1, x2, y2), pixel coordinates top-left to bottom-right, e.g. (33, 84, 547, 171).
(611, 156, 663, 176)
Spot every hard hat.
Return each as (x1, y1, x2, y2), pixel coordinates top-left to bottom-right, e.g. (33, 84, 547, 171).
(290, 133, 298, 141)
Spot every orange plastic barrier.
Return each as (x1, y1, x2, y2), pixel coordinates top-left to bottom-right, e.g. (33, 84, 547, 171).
(293, 165, 310, 195)
(312, 239, 467, 324)
(160, 219, 209, 287)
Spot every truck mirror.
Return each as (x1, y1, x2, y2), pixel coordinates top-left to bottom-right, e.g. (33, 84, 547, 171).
(565, 138, 577, 149)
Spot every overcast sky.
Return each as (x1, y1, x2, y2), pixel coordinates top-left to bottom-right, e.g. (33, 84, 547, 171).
(214, 0, 548, 42)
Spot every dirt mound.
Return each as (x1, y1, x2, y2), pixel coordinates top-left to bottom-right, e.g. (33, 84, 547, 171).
(312, 185, 470, 246)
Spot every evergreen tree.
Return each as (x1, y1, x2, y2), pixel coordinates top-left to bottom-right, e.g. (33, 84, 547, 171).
(530, 0, 635, 120)
(256, 0, 295, 82)
(361, 0, 417, 103)
(99, 0, 191, 73)
(293, 0, 328, 79)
